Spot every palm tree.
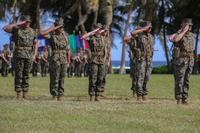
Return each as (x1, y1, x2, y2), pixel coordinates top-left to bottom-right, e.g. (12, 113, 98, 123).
(119, 0, 135, 74)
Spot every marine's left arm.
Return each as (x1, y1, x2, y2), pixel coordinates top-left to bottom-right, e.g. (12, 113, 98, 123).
(104, 45, 107, 63)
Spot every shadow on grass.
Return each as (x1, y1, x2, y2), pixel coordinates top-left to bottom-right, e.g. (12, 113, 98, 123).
(0, 95, 16, 100)
(0, 94, 174, 103)
(149, 97, 174, 101)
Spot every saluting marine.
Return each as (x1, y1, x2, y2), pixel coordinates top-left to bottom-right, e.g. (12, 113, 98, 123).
(170, 18, 194, 105)
(124, 21, 154, 101)
(82, 23, 107, 101)
(1, 44, 11, 77)
(3, 15, 38, 100)
(40, 18, 69, 101)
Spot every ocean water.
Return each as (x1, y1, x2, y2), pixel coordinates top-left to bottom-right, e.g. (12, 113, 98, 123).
(112, 61, 167, 68)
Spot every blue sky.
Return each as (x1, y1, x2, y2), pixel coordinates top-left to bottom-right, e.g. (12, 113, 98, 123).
(0, 21, 199, 62)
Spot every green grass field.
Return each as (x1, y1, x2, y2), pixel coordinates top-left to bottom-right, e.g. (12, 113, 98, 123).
(0, 74, 200, 133)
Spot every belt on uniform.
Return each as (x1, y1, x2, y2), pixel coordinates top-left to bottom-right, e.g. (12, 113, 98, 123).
(52, 50, 66, 53)
(180, 52, 194, 58)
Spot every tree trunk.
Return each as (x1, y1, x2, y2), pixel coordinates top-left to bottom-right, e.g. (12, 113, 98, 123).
(35, 0, 41, 30)
(163, 25, 171, 73)
(119, 0, 135, 74)
(28, 0, 41, 29)
(12, 0, 17, 23)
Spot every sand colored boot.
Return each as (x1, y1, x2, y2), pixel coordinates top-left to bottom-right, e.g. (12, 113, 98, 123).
(142, 95, 148, 101)
(137, 95, 142, 102)
(182, 99, 188, 105)
(23, 92, 28, 100)
(57, 96, 64, 101)
(16, 92, 23, 100)
(177, 99, 181, 105)
(90, 96, 94, 101)
(95, 96, 100, 102)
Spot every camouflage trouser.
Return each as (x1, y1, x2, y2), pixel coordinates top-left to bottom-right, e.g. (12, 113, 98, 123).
(32, 62, 38, 77)
(135, 59, 152, 96)
(174, 57, 194, 100)
(14, 58, 32, 92)
(67, 62, 74, 77)
(130, 59, 136, 92)
(49, 61, 66, 96)
(41, 61, 48, 77)
(1, 61, 9, 77)
(74, 62, 81, 77)
(11, 60, 15, 76)
(88, 63, 104, 96)
(84, 63, 89, 77)
(101, 64, 109, 93)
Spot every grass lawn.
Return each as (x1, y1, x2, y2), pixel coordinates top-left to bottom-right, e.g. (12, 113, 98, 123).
(0, 74, 200, 133)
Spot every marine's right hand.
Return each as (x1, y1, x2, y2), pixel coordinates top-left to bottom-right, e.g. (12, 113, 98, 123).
(54, 25, 63, 30)
(123, 36, 131, 44)
(143, 24, 152, 31)
(183, 24, 189, 32)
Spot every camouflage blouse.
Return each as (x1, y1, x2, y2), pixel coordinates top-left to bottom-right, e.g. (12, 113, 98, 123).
(129, 33, 154, 61)
(175, 32, 194, 57)
(48, 32, 69, 64)
(88, 34, 106, 64)
(13, 27, 37, 59)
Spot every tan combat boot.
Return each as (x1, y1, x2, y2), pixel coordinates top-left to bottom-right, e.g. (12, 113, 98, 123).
(177, 99, 181, 105)
(132, 91, 136, 97)
(57, 96, 64, 101)
(90, 96, 94, 101)
(182, 99, 188, 105)
(23, 92, 28, 100)
(16, 92, 23, 100)
(137, 95, 142, 102)
(52, 96, 57, 101)
(142, 95, 147, 101)
(95, 96, 100, 102)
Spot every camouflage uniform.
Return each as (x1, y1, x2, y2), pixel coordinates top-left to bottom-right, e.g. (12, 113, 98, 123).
(1, 47, 10, 77)
(67, 51, 74, 78)
(83, 50, 90, 77)
(32, 54, 39, 77)
(49, 32, 68, 97)
(173, 31, 194, 101)
(13, 26, 37, 93)
(41, 50, 49, 77)
(88, 34, 106, 97)
(128, 39, 137, 93)
(10, 52, 15, 76)
(74, 53, 82, 77)
(101, 34, 111, 94)
(131, 33, 154, 97)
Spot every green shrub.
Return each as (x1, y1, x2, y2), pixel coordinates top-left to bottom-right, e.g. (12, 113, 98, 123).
(152, 66, 169, 74)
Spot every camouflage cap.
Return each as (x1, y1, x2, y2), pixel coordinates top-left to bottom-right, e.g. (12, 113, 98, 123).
(3, 44, 9, 47)
(107, 0, 112, 5)
(139, 21, 152, 28)
(20, 15, 31, 22)
(182, 18, 193, 26)
(54, 18, 64, 27)
(102, 25, 109, 31)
